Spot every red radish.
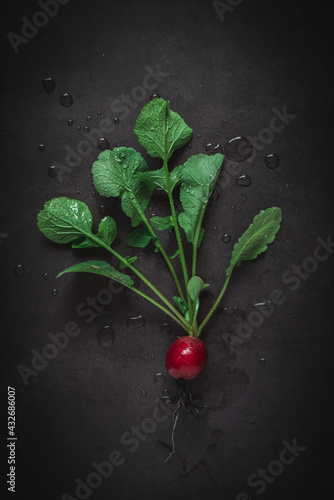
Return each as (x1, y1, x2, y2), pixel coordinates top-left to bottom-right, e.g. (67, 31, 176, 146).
(165, 336, 207, 380)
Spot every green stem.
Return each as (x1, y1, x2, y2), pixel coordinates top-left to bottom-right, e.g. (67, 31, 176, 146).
(191, 211, 205, 277)
(125, 285, 191, 333)
(134, 201, 185, 301)
(87, 232, 191, 329)
(197, 270, 233, 337)
(162, 157, 193, 320)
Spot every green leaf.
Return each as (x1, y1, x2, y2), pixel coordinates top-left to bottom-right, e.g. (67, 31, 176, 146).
(119, 256, 138, 269)
(172, 296, 188, 315)
(135, 164, 183, 192)
(150, 214, 174, 231)
(37, 197, 98, 244)
(134, 98, 193, 160)
(72, 216, 117, 248)
(92, 147, 154, 227)
(126, 226, 153, 248)
(226, 207, 282, 276)
(178, 153, 224, 244)
(57, 260, 134, 287)
(187, 276, 209, 320)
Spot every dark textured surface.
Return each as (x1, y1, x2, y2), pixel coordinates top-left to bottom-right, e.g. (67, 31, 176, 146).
(1, 1, 333, 499)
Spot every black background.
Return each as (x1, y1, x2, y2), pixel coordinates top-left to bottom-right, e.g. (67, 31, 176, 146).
(1, 1, 333, 499)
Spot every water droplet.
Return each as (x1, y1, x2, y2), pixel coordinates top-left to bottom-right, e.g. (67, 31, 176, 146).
(225, 136, 253, 161)
(113, 117, 119, 124)
(150, 354, 155, 360)
(150, 93, 160, 100)
(92, 190, 96, 197)
(161, 322, 172, 334)
(154, 372, 166, 384)
(14, 264, 25, 276)
(258, 357, 266, 366)
(213, 226, 217, 231)
(99, 205, 108, 215)
(210, 189, 219, 201)
(231, 205, 235, 210)
(38, 144, 46, 152)
(41, 77, 55, 93)
(236, 174, 252, 187)
(242, 197, 246, 202)
(97, 111, 101, 115)
(265, 153, 279, 169)
(205, 143, 213, 154)
(51, 288, 58, 296)
(47, 165, 58, 178)
(254, 300, 273, 316)
(86, 115, 91, 122)
(141, 390, 147, 397)
(188, 143, 192, 148)
(285, 183, 290, 189)
(83, 126, 90, 133)
(76, 190, 80, 195)
(77, 126, 81, 131)
(222, 233, 231, 243)
(126, 315, 146, 329)
(67, 119, 74, 126)
(96, 325, 115, 348)
(97, 137, 110, 151)
(205, 143, 222, 155)
(42, 272, 49, 280)
(59, 92, 73, 107)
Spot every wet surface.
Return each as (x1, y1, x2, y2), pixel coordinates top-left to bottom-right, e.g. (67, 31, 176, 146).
(1, 1, 333, 499)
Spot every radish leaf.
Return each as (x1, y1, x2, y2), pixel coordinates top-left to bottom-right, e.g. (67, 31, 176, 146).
(226, 207, 282, 276)
(57, 260, 134, 286)
(178, 153, 224, 245)
(187, 276, 210, 322)
(172, 296, 188, 315)
(72, 216, 117, 248)
(135, 164, 183, 192)
(92, 147, 154, 227)
(134, 98, 193, 160)
(150, 215, 175, 231)
(37, 197, 115, 247)
(126, 226, 154, 248)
